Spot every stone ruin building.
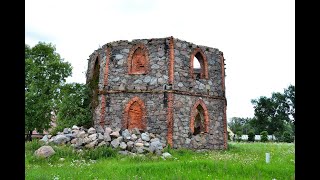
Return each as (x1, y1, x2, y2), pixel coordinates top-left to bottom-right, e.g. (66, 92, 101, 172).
(86, 36, 227, 149)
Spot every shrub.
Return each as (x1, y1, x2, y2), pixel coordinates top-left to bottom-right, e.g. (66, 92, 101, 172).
(248, 130, 255, 142)
(273, 131, 283, 142)
(260, 131, 268, 142)
(282, 131, 294, 143)
(236, 131, 242, 142)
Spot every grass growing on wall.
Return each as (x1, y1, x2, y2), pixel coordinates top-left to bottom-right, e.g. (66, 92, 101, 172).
(25, 141, 294, 180)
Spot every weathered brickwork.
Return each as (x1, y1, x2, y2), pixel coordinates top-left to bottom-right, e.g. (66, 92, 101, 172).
(86, 37, 227, 149)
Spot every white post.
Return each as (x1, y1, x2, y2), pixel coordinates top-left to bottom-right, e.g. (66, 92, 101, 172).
(266, 153, 270, 163)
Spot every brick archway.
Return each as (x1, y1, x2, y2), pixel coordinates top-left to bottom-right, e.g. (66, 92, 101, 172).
(128, 44, 150, 75)
(190, 99, 209, 134)
(190, 48, 208, 79)
(123, 97, 147, 131)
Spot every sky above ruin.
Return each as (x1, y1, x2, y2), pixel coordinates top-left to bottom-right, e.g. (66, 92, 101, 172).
(25, 0, 295, 121)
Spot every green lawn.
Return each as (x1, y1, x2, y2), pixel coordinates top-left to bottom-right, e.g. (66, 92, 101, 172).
(25, 141, 295, 180)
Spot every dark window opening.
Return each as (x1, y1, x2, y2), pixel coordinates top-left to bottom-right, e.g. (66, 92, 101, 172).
(193, 105, 205, 135)
(90, 57, 100, 109)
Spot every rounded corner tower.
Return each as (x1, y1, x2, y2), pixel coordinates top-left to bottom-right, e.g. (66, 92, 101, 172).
(86, 36, 227, 150)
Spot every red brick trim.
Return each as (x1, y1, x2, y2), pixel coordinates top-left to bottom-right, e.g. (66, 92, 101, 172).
(220, 52, 225, 92)
(166, 36, 175, 147)
(190, 48, 208, 79)
(167, 92, 174, 147)
(99, 48, 110, 128)
(169, 36, 174, 84)
(104, 48, 110, 87)
(127, 44, 150, 75)
(190, 99, 209, 134)
(223, 101, 228, 149)
(123, 96, 147, 131)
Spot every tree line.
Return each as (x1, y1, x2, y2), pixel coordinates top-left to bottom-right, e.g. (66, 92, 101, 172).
(228, 84, 295, 142)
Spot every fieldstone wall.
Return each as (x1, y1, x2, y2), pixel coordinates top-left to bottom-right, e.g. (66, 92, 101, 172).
(102, 93, 168, 145)
(85, 36, 227, 150)
(172, 38, 224, 96)
(172, 95, 225, 149)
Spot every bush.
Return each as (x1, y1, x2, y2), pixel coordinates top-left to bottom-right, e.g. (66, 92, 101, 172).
(260, 131, 268, 142)
(248, 130, 255, 142)
(273, 131, 283, 142)
(282, 131, 294, 143)
(236, 131, 242, 142)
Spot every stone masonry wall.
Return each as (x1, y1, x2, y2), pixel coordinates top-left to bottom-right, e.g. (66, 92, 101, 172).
(172, 38, 224, 96)
(172, 95, 225, 149)
(86, 37, 227, 150)
(103, 93, 168, 145)
(106, 38, 169, 91)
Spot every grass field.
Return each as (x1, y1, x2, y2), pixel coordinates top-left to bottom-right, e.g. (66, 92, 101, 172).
(25, 141, 295, 180)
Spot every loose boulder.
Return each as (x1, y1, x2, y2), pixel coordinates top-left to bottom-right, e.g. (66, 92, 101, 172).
(34, 146, 55, 158)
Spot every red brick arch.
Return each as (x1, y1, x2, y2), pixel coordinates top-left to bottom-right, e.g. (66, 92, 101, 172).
(127, 44, 150, 74)
(123, 97, 147, 131)
(190, 48, 208, 79)
(190, 99, 209, 134)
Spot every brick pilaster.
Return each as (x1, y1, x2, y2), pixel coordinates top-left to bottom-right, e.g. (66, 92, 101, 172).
(167, 36, 175, 146)
(99, 48, 110, 128)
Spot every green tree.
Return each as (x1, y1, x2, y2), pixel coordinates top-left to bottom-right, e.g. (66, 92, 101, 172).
(282, 131, 293, 143)
(25, 42, 72, 140)
(248, 130, 255, 142)
(54, 83, 92, 132)
(251, 85, 295, 135)
(228, 117, 254, 135)
(260, 131, 268, 142)
(284, 85, 295, 124)
(236, 131, 243, 142)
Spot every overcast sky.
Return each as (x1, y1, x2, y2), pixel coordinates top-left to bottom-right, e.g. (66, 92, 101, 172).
(25, 0, 295, 121)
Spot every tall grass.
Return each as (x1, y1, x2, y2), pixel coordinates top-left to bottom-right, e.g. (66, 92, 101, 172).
(26, 141, 294, 180)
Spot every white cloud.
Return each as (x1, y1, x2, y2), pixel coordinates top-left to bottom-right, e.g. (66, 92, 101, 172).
(25, 0, 295, 120)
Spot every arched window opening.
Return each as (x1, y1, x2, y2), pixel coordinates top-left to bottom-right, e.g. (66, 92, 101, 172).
(190, 48, 208, 79)
(193, 105, 205, 135)
(193, 56, 201, 80)
(89, 57, 100, 109)
(190, 99, 209, 135)
(92, 57, 100, 87)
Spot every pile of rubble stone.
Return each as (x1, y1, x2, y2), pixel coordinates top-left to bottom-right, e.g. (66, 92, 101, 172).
(39, 125, 167, 155)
